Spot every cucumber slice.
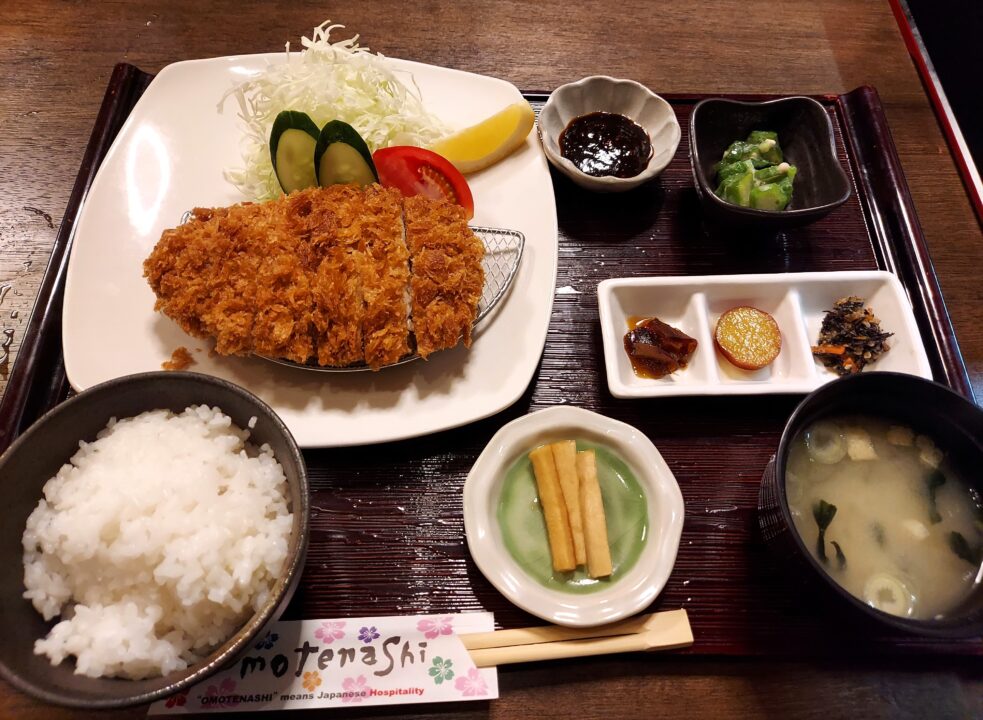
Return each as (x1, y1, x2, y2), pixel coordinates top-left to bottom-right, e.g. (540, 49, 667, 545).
(753, 162, 790, 184)
(778, 166, 797, 203)
(269, 111, 320, 194)
(747, 131, 784, 164)
(721, 140, 756, 165)
(317, 143, 378, 187)
(747, 130, 778, 145)
(717, 169, 754, 207)
(314, 120, 378, 187)
(718, 159, 756, 182)
(749, 182, 789, 211)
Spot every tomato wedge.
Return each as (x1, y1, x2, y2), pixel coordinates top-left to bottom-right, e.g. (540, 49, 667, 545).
(372, 146, 475, 220)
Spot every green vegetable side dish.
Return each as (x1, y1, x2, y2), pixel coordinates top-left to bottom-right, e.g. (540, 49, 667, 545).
(713, 130, 797, 211)
(269, 112, 379, 194)
(496, 440, 648, 594)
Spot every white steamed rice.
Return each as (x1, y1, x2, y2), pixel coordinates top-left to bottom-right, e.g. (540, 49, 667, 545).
(21, 405, 293, 679)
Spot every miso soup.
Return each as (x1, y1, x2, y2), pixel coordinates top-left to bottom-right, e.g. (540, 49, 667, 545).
(786, 416, 983, 619)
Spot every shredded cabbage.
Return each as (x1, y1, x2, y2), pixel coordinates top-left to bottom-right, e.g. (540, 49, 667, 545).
(221, 21, 448, 201)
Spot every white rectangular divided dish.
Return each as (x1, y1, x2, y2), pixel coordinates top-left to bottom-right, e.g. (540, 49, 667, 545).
(598, 271, 933, 398)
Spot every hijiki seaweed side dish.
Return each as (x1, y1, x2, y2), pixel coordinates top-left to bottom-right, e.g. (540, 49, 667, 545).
(812, 296, 893, 375)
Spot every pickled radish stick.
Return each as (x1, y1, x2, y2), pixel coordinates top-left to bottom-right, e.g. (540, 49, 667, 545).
(529, 445, 576, 572)
(577, 450, 613, 578)
(550, 441, 587, 566)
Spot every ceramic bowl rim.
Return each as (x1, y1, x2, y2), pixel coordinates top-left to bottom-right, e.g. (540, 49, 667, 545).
(539, 75, 682, 190)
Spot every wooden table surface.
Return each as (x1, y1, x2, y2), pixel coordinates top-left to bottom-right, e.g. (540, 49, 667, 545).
(1, 1, 981, 718)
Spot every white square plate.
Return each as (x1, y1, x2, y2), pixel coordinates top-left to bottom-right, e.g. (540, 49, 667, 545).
(598, 271, 933, 398)
(62, 54, 558, 447)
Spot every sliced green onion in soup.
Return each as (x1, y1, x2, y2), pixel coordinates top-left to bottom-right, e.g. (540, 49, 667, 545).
(804, 421, 847, 464)
(863, 573, 915, 617)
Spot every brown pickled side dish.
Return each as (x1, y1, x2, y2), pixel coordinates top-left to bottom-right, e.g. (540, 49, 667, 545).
(624, 316, 698, 378)
(559, 112, 653, 178)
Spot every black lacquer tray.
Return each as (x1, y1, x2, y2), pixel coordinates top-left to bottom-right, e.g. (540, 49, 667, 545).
(0, 63, 976, 657)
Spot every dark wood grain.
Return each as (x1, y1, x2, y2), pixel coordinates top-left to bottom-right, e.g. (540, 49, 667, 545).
(0, 64, 151, 452)
(2, 2, 983, 718)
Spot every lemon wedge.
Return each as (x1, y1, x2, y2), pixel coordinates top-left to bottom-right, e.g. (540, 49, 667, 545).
(430, 101, 535, 174)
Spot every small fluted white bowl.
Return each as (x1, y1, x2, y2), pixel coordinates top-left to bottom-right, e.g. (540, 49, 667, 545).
(538, 76, 681, 192)
(463, 405, 685, 627)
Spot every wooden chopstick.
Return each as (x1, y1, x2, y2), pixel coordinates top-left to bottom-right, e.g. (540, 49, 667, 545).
(459, 609, 693, 668)
(460, 610, 659, 650)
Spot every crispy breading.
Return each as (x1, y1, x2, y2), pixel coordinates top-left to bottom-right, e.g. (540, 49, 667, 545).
(144, 185, 483, 368)
(301, 186, 365, 366)
(403, 195, 485, 358)
(146, 190, 336, 364)
(249, 197, 318, 363)
(360, 185, 412, 368)
(145, 204, 263, 357)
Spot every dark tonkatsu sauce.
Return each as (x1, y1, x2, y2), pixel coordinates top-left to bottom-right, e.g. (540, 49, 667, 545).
(559, 112, 653, 178)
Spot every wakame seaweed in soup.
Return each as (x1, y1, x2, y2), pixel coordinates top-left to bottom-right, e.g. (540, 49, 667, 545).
(786, 416, 982, 619)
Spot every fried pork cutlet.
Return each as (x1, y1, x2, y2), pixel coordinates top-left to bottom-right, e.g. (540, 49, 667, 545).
(303, 185, 366, 367)
(144, 185, 484, 369)
(403, 195, 485, 358)
(360, 184, 412, 367)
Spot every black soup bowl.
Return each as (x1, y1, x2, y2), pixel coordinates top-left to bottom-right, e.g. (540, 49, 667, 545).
(0, 372, 310, 708)
(690, 96, 852, 230)
(759, 372, 983, 637)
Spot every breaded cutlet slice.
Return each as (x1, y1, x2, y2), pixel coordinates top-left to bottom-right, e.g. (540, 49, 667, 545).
(403, 195, 485, 358)
(248, 195, 322, 363)
(300, 185, 365, 367)
(359, 185, 411, 368)
(144, 189, 349, 365)
(145, 203, 266, 358)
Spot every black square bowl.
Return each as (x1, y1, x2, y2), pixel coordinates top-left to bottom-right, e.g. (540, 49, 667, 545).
(690, 96, 852, 230)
